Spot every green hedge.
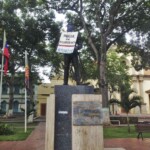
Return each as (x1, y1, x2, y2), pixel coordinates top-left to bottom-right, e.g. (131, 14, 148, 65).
(0, 123, 14, 135)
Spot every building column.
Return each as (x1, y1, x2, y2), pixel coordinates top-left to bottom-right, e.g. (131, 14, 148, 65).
(138, 76, 147, 114)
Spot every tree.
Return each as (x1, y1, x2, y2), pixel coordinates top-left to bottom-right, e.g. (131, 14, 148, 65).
(109, 88, 142, 133)
(0, 0, 60, 114)
(48, 0, 150, 107)
(106, 49, 131, 96)
(77, 47, 131, 92)
(116, 35, 150, 71)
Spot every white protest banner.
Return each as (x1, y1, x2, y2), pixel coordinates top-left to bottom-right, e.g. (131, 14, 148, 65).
(56, 32, 78, 54)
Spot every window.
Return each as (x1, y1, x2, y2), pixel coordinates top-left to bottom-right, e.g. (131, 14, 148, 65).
(2, 84, 7, 94)
(14, 85, 20, 94)
(1, 101, 7, 113)
(13, 101, 19, 113)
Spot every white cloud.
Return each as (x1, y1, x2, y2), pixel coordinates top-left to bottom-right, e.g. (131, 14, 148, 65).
(39, 66, 51, 83)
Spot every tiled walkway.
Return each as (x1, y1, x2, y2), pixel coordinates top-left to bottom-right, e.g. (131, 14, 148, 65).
(0, 122, 150, 150)
(104, 138, 150, 150)
(0, 122, 45, 150)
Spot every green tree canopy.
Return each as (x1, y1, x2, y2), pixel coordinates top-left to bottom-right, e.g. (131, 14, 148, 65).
(107, 49, 131, 94)
(0, 0, 61, 113)
(48, 0, 150, 107)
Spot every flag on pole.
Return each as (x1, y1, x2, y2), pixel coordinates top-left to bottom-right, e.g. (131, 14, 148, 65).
(3, 44, 10, 75)
(2, 31, 10, 75)
(24, 51, 29, 133)
(25, 51, 29, 89)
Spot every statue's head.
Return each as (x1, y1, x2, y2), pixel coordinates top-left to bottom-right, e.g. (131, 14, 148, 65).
(67, 23, 74, 32)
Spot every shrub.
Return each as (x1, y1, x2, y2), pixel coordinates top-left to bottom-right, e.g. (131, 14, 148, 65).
(0, 123, 14, 135)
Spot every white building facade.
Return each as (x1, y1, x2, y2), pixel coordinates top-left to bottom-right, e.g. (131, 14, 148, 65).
(110, 55, 150, 114)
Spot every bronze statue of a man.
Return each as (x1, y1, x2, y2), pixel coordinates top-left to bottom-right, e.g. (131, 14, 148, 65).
(63, 23, 82, 85)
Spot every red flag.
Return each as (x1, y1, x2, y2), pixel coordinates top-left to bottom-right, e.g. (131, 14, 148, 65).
(3, 43, 10, 75)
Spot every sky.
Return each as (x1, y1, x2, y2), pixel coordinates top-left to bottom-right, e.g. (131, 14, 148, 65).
(39, 66, 51, 83)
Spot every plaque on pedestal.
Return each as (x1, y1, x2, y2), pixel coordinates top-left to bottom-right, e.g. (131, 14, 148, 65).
(73, 101, 103, 125)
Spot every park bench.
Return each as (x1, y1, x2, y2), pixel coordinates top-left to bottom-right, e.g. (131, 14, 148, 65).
(135, 122, 150, 140)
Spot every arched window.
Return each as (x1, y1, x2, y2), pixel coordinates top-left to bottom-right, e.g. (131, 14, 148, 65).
(14, 85, 20, 94)
(27, 100, 31, 110)
(1, 101, 7, 113)
(13, 101, 19, 113)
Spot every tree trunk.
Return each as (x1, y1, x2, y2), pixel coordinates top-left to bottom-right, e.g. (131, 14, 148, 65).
(99, 36, 108, 108)
(8, 76, 14, 116)
(100, 60, 108, 107)
(127, 113, 130, 133)
(9, 85, 13, 110)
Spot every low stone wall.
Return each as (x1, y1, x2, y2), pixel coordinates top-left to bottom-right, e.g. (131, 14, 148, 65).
(110, 115, 150, 124)
(110, 116, 138, 124)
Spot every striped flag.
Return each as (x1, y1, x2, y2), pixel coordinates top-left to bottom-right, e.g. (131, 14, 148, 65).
(25, 51, 29, 89)
(24, 51, 29, 133)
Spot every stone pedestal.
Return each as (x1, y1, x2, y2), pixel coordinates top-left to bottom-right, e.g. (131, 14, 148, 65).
(54, 85, 94, 150)
(45, 86, 126, 150)
(72, 94, 103, 150)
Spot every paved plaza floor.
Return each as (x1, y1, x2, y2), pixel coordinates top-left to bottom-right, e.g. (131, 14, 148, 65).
(0, 122, 45, 150)
(105, 138, 150, 150)
(0, 122, 150, 150)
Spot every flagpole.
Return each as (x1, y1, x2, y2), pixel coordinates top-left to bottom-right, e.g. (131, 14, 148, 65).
(0, 0, 4, 110)
(24, 51, 27, 133)
(0, 55, 4, 109)
(25, 86, 27, 133)
(0, 30, 6, 109)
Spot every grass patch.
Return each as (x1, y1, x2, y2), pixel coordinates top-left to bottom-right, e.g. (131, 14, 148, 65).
(0, 122, 38, 141)
(104, 125, 150, 138)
